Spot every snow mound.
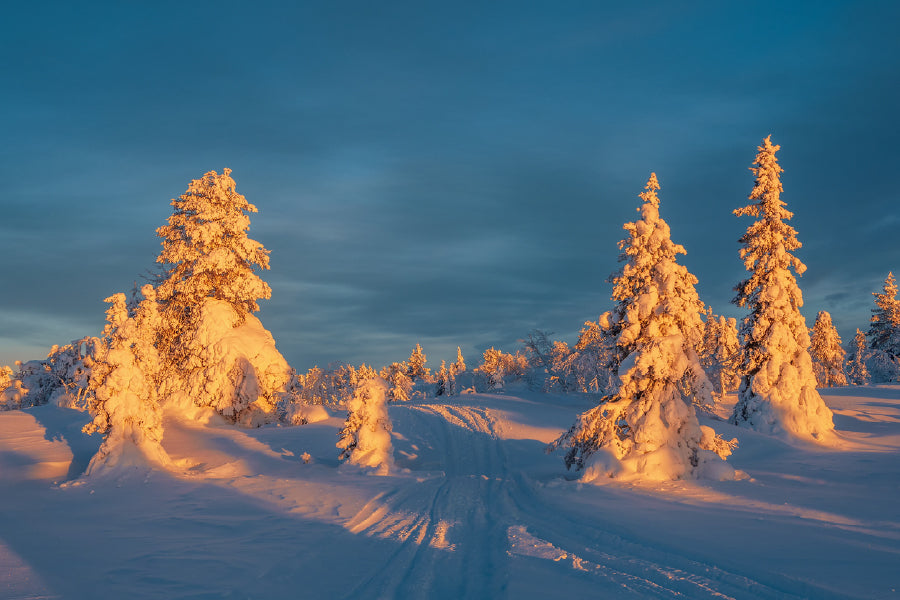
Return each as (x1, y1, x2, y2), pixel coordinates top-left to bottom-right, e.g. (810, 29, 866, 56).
(179, 299, 293, 427)
(337, 376, 394, 474)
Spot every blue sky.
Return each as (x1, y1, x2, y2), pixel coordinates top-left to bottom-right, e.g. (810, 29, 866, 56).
(2, 1, 899, 371)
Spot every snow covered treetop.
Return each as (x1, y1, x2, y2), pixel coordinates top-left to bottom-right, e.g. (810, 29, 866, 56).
(733, 136, 806, 311)
(155, 169, 272, 318)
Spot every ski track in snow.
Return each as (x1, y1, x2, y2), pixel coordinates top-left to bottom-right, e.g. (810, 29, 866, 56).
(341, 403, 805, 600)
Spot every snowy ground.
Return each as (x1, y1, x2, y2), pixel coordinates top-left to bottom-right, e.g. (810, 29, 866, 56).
(1, 387, 899, 599)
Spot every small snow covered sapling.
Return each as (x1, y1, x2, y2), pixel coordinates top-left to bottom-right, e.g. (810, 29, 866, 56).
(406, 344, 430, 382)
(435, 360, 449, 396)
(337, 376, 394, 474)
(698, 308, 741, 400)
(550, 174, 734, 482)
(730, 137, 835, 441)
(809, 311, 847, 388)
(846, 329, 870, 385)
(83, 289, 171, 474)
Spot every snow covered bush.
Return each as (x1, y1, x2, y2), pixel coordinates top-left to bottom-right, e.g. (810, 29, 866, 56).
(0, 337, 98, 411)
(809, 311, 847, 387)
(475, 347, 529, 392)
(337, 376, 394, 474)
(730, 137, 834, 441)
(549, 174, 731, 481)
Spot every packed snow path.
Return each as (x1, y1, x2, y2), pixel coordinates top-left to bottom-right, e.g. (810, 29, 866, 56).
(344, 402, 818, 599)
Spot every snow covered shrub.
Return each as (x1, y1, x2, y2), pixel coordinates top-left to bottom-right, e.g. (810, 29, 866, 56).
(730, 137, 834, 441)
(846, 329, 870, 385)
(474, 347, 528, 391)
(0, 365, 27, 410)
(0, 337, 98, 411)
(549, 174, 731, 481)
(83, 292, 170, 474)
(522, 331, 578, 392)
(865, 350, 900, 384)
(337, 376, 394, 474)
(809, 311, 847, 387)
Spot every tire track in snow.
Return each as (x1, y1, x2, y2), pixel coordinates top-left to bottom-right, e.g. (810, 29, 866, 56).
(346, 402, 815, 599)
(344, 404, 510, 599)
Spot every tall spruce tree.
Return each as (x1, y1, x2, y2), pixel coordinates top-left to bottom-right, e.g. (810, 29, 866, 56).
(809, 311, 847, 388)
(549, 174, 732, 481)
(730, 136, 834, 440)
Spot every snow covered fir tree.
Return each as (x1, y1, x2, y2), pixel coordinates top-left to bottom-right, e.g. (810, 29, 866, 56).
(153, 168, 293, 425)
(809, 311, 847, 388)
(698, 307, 741, 400)
(549, 174, 735, 482)
(730, 136, 834, 441)
(866, 272, 900, 381)
(82, 290, 171, 474)
(846, 328, 871, 385)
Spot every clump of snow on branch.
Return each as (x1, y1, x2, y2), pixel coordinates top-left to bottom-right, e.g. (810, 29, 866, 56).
(549, 174, 734, 482)
(337, 376, 394, 474)
(730, 136, 835, 442)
